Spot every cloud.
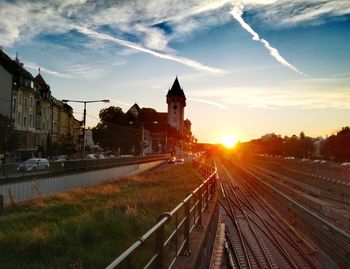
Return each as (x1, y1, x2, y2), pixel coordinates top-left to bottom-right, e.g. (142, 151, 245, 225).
(24, 62, 74, 79)
(64, 63, 113, 79)
(74, 25, 226, 74)
(109, 99, 132, 108)
(250, 0, 350, 26)
(0, 0, 232, 74)
(230, 4, 305, 75)
(187, 97, 229, 110)
(189, 82, 350, 109)
(1, 0, 349, 76)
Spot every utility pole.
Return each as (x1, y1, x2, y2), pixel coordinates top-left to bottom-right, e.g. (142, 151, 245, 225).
(62, 99, 109, 159)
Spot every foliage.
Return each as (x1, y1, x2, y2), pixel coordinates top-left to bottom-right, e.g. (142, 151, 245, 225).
(321, 127, 350, 161)
(236, 131, 315, 158)
(0, 114, 19, 155)
(50, 134, 77, 157)
(235, 127, 350, 161)
(92, 106, 141, 154)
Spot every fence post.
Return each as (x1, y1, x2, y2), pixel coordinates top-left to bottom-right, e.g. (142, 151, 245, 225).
(155, 223, 165, 269)
(197, 187, 203, 229)
(205, 180, 209, 210)
(0, 194, 3, 215)
(155, 213, 171, 269)
(182, 198, 191, 256)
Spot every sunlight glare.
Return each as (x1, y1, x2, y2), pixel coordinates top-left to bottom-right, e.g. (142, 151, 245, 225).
(221, 134, 238, 148)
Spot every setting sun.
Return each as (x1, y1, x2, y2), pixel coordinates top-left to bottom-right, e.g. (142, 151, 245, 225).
(221, 134, 238, 148)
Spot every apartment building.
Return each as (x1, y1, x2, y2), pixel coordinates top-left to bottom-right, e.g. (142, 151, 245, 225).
(0, 49, 80, 160)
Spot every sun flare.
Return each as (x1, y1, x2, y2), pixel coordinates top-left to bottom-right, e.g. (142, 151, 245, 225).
(221, 134, 238, 148)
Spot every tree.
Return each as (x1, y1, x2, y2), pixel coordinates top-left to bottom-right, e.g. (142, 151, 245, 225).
(321, 127, 350, 161)
(0, 114, 19, 156)
(92, 106, 140, 154)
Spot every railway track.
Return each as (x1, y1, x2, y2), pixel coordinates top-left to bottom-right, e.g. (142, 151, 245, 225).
(226, 158, 350, 269)
(217, 158, 321, 269)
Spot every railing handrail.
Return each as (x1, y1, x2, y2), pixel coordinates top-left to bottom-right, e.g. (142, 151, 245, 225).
(106, 158, 217, 269)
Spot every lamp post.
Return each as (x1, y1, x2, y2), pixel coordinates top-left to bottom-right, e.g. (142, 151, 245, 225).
(62, 99, 110, 159)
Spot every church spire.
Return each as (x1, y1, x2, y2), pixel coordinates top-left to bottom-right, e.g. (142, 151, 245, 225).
(167, 76, 185, 98)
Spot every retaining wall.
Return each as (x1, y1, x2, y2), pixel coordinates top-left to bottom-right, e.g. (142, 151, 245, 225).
(0, 160, 164, 205)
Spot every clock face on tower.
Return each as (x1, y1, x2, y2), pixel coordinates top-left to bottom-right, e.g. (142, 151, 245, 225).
(173, 105, 177, 110)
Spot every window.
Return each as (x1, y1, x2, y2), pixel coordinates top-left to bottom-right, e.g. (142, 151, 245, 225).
(19, 94, 22, 105)
(43, 123, 45, 130)
(24, 98, 27, 106)
(13, 98, 17, 113)
(24, 116, 27, 126)
(30, 97, 33, 106)
(18, 112, 21, 125)
(29, 114, 32, 127)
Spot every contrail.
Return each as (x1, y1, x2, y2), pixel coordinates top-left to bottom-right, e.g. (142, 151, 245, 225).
(25, 62, 74, 79)
(74, 25, 226, 75)
(188, 97, 229, 110)
(230, 4, 305, 76)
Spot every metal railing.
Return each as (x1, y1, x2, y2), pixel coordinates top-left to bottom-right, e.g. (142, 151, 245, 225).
(0, 154, 170, 182)
(106, 158, 217, 269)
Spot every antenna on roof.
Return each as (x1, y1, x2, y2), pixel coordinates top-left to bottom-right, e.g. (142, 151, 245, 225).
(38, 67, 41, 74)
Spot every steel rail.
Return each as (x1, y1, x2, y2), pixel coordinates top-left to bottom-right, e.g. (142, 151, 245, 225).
(219, 201, 254, 269)
(219, 159, 320, 269)
(224, 161, 318, 268)
(230, 162, 319, 267)
(219, 167, 258, 269)
(223, 168, 277, 269)
(219, 169, 254, 268)
(237, 161, 350, 268)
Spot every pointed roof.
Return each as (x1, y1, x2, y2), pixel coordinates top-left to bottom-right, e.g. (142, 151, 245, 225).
(167, 77, 186, 98)
(34, 73, 50, 92)
(127, 103, 141, 114)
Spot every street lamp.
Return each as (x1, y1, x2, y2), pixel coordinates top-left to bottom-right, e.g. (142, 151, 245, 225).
(62, 99, 110, 159)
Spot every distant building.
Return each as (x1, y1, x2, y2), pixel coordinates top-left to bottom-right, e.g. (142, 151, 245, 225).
(166, 77, 186, 135)
(126, 77, 191, 155)
(86, 128, 95, 148)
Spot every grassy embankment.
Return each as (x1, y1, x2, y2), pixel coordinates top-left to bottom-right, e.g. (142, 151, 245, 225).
(0, 162, 202, 269)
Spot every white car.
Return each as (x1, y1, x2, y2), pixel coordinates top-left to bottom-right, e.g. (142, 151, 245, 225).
(175, 158, 184, 165)
(17, 158, 49, 172)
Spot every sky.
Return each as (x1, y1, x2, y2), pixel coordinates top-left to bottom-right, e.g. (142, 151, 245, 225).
(1, 0, 350, 143)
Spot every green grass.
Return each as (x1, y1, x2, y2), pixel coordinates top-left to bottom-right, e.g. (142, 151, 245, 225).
(0, 162, 202, 269)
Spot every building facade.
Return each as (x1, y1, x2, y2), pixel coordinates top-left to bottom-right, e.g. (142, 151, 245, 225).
(0, 49, 80, 160)
(166, 77, 186, 134)
(125, 77, 190, 155)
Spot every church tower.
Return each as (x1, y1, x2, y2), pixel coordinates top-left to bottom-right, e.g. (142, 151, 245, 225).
(166, 76, 186, 135)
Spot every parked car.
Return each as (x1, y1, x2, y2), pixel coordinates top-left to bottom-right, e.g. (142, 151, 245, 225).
(168, 157, 176, 164)
(17, 158, 50, 172)
(95, 154, 106, 159)
(86, 154, 97, 160)
(175, 158, 184, 165)
(53, 155, 67, 162)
